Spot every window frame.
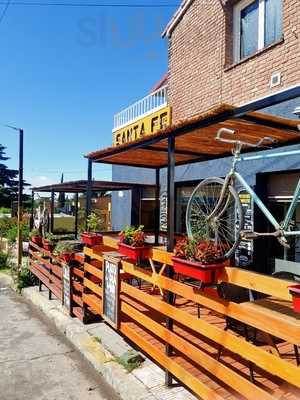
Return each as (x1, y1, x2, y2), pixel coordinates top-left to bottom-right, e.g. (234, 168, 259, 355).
(233, 0, 281, 63)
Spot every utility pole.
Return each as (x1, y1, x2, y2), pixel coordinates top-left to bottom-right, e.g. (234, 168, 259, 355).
(4, 125, 24, 280)
(17, 129, 24, 279)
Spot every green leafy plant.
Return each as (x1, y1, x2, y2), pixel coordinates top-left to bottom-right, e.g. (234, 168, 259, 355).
(0, 207, 11, 214)
(174, 236, 222, 264)
(15, 265, 38, 292)
(0, 216, 13, 239)
(29, 228, 41, 239)
(0, 251, 11, 270)
(53, 241, 76, 256)
(86, 212, 103, 233)
(119, 225, 146, 247)
(43, 232, 56, 244)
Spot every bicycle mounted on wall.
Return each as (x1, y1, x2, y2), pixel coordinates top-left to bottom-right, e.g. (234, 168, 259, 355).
(186, 128, 300, 260)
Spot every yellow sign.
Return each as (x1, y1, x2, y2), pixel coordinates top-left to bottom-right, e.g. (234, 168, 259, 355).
(113, 106, 171, 146)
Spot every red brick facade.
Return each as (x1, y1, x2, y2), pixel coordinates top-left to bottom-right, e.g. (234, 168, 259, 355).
(167, 0, 300, 122)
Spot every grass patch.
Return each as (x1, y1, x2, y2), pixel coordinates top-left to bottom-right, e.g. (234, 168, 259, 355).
(115, 350, 144, 373)
(93, 336, 102, 344)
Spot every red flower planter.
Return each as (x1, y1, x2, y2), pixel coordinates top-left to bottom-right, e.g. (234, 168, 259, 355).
(81, 232, 102, 247)
(288, 285, 300, 313)
(42, 239, 54, 252)
(172, 257, 225, 284)
(118, 243, 151, 263)
(63, 252, 74, 264)
(31, 236, 42, 247)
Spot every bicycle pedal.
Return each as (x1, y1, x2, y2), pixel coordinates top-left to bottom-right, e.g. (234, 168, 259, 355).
(240, 231, 258, 240)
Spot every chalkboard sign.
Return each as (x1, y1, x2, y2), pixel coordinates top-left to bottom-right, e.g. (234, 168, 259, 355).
(63, 264, 71, 314)
(102, 253, 121, 329)
(235, 190, 254, 267)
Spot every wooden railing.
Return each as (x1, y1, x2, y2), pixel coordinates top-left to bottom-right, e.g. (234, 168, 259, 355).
(29, 241, 64, 301)
(83, 238, 300, 400)
(29, 236, 300, 399)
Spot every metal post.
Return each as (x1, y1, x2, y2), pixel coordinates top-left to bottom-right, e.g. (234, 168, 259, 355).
(85, 159, 93, 230)
(154, 169, 160, 245)
(74, 192, 79, 238)
(165, 136, 175, 386)
(17, 129, 24, 279)
(50, 190, 55, 233)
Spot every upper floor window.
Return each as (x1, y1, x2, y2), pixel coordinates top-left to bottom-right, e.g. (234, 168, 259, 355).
(233, 0, 283, 62)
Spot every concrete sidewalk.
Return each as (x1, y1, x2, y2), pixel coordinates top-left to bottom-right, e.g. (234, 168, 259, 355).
(17, 280, 197, 400)
(0, 275, 120, 400)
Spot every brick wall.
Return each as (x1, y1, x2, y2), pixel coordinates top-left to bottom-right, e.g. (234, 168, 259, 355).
(168, 0, 300, 122)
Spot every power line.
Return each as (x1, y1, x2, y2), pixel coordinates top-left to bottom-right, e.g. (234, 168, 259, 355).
(0, 0, 11, 25)
(0, 1, 178, 7)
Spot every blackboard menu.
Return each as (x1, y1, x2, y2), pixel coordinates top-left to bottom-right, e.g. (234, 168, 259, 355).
(63, 265, 71, 314)
(102, 253, 121, 329)
(235, 190, 254, 267)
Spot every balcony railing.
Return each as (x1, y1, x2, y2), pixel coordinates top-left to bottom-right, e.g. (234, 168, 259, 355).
(113, 85, 168, 131)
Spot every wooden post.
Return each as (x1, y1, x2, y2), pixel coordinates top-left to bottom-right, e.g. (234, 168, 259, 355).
(165, 136, 175, 386)
(74, 192, 79, 238)
(154, 169, 160, 246)
(50, 190, 55, 234)
(86, 159, 93, 230)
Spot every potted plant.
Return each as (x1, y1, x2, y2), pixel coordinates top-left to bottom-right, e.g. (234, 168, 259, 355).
(118, 225, 150, 263)
(81, 212, 103, 247)
(172, 236, 225, 284)
(53, 241, 76, 263)
(29, 229, 42, 246)
(42, 232, 55, 252)
(288, 285, 300, 313)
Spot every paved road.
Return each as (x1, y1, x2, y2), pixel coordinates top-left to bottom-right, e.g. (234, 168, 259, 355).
(0, 276, 120, 400)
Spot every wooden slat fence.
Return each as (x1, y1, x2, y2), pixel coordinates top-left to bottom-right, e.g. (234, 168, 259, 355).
(84, 242, 300, 400)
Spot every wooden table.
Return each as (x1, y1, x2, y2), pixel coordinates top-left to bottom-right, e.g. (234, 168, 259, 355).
(240, 296, 300, 358)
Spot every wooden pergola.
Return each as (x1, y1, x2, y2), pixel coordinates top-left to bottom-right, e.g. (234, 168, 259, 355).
(85, 87, 300, 385)
(31, 180, 156, 237)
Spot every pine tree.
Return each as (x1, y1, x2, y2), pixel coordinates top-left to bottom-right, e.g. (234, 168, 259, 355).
(57, 173, 66, 209)
(0, 144, 19, 207)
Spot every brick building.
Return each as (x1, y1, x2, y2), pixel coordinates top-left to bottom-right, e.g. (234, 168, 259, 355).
(165, 0, 299, 122)
(112, 0, 300, 274)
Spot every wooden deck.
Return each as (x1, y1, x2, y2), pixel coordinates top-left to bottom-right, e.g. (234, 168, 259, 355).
(120, 285, 300, 400)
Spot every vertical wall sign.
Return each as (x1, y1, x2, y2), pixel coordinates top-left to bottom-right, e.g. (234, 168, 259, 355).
(235, 190, 254, 267)
(63, 264, 71, 314)
(102, 252, 121, 329)
(160, 191, 168, 232)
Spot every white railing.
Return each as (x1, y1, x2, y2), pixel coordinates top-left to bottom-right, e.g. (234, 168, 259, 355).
(113, 85, 168, 131)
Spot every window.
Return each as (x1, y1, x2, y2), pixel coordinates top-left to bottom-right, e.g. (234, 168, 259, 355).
(234, 0, 282, 62)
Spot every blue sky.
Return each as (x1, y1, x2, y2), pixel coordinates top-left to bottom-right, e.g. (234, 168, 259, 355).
(0, 1, 176, 188)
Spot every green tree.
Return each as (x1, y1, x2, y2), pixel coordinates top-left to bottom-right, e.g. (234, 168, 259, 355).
(0, 144, 18, 208)
(57, 173, 65, 209)
(0, 144, 30, 209)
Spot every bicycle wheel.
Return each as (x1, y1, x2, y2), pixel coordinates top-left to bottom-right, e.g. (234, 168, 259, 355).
(186, 177, 243, 260)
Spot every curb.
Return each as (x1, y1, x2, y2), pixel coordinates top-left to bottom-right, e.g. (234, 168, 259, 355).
(21, 286, 157, 400)
(0, 271, 195, 400)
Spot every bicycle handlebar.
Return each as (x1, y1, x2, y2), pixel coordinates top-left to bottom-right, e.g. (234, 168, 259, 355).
(216, 128, 277, 148)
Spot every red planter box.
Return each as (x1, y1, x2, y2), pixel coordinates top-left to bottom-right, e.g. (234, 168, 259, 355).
(288, 285, 300, 313)
(42, 239, 54, 252)
(31, 236, 42, 247)
(118, 243, 151, 263)
(63, 252, 75, 264)
(172, 257, 225, 284)
(81, 232, 102, 247)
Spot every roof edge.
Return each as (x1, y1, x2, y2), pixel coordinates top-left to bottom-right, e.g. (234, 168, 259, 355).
(161, 0, 194, 38)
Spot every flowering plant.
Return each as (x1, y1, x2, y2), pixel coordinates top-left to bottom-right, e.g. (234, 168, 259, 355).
(119, 225, 146, 247)
(174, 236, 222, 264)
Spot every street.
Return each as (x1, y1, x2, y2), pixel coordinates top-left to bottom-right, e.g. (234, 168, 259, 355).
(0, 276, 120, 400)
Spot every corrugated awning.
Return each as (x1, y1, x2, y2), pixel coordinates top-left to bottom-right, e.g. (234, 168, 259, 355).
(85, 104, 300, 169)
(31, 180, 155, 193)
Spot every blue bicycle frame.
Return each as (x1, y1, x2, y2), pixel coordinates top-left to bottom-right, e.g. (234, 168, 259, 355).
(235, 148, 300, 237)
